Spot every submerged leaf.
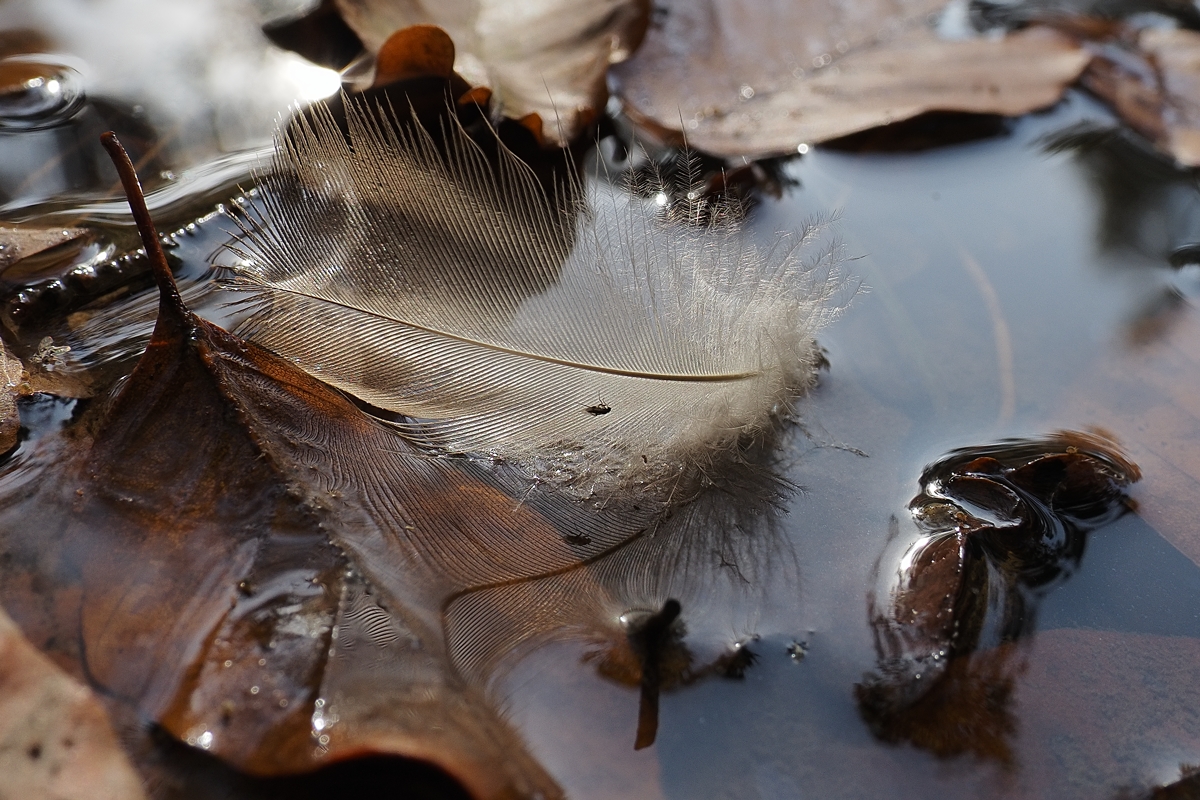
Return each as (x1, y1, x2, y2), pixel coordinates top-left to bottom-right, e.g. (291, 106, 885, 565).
(223, 96, 843, 507)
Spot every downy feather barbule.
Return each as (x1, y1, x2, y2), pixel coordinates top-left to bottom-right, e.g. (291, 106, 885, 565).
(221, 96, 845, 505)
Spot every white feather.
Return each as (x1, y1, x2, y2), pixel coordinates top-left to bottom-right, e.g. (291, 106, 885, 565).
(222, 96, 845, 504)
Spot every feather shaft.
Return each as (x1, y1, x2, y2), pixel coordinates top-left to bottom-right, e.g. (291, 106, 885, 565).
(221, 96, 845, 503)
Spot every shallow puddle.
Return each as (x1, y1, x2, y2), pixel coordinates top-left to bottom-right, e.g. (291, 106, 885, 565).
(0, 33, 1197, 800)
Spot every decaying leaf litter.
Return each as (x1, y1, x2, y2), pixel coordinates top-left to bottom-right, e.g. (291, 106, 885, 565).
(333, 0, 1200, 163)
(0, 0, 1195, 796)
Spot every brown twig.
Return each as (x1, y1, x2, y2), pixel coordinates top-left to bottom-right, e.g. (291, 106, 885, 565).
(98, 131, 186, 326)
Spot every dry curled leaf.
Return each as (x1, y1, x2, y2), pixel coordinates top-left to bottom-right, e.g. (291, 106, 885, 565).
(333, 0, 650, 144)
(611, 0, 1090, 157)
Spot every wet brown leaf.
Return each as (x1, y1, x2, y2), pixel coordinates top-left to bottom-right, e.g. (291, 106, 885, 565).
(611, 0, 1090, 158)
(0, 605, 146, 800)
(332, 0, 649, 144)
(37, 283, 568, 796)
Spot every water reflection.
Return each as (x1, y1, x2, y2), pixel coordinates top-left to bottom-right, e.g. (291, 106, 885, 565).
(446, 449, 797, 752)
(0, 55, 85, 128)
(0, 0, 343, 213)
(858, 431, 1140, 760)
(1036, 124, 1200, 348)
(1045, 124, 1200, 263)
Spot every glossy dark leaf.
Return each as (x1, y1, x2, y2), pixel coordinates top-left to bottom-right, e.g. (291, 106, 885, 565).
(857, 432, 1140, 753)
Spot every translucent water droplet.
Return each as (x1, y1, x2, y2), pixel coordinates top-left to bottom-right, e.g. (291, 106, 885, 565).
(0, 56, 85, 129)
